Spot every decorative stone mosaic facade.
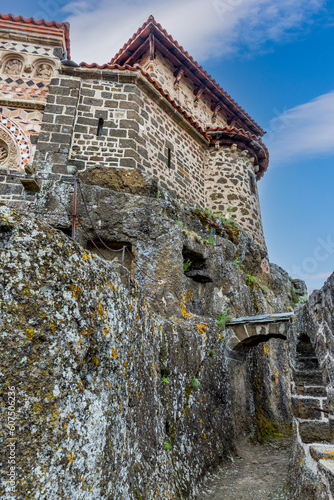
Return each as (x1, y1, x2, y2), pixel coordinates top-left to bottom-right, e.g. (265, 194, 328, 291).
(0, 14, 67, 165)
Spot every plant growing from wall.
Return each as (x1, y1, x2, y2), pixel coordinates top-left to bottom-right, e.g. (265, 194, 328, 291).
(183, 258, 192, 272)
(194, 207, 238, 245)
(191, 377, 201, 390)
(164, 441, 171, 451)
(202, 227, 216, 246)
(217, 307, 233, 329)
(298, 294, 308, 304)
(162, 374, 169, 385)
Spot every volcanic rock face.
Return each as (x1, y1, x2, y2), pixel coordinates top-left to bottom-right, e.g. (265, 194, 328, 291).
(0, 183, 302, 499)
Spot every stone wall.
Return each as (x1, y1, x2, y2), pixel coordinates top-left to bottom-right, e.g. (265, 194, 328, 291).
(205, 146, 266, 249)
(288, 275, 334, 499)
(141, 51, 228, 130)
(34, 69, 207, 206)
(31, 67, 266, 246)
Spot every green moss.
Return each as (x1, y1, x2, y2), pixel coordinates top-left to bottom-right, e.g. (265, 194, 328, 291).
(255, 408, 292, 443)
(133, 489, 142, 499)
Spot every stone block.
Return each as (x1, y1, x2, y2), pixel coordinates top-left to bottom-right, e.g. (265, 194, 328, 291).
(20, 178, 42, 192)
(51, 133, 72, 145)
(120, 119, 139, 132)
(294, 369, 323, 385)
(292, 396, 322, 419)
(60, 78, 80, 88)
(299, 421, 330, 443)
(65, 106, 77, 117)
(45, 104, 64, 115)
(295, 385, 327, 397)
(56, 96, 78, 106)
(36, 142, 60, 152)
(82, 97, 103, 107)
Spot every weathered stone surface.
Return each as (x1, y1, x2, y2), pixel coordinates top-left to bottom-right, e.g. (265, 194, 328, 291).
(299, 421, 330, 443)
(80, 165, 159, 197)
(0, 188, 298, 498)
(0, 205, 237, 499)
(291, 396, 322, 420)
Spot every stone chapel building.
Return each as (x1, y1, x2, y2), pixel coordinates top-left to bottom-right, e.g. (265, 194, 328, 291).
(0, 13, 269, 249)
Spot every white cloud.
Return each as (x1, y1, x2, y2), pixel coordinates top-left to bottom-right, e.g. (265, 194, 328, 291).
(265, 91, 334, 164)
(61, 0, 326, 64)
(308, 271, 332, 280)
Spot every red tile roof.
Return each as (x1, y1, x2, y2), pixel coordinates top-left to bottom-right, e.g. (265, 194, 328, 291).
(109, 15, 265, 137)
(0, 13, 71, 59)
(206, 126, 269, 178)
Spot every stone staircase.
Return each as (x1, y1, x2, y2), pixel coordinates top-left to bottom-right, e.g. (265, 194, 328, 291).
(291, 334, 334, 497)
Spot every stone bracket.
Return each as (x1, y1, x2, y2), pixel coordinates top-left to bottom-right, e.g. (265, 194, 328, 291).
(20, 176, 42, 192)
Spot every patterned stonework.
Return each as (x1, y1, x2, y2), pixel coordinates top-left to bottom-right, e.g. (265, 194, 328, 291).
(0, 76, 50, 101)
(0, 139, 7, 163)
(0, 40, 55, 58)
(0, 113, 31, 169)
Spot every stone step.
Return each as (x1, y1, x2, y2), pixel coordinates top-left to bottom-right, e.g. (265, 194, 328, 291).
(296, 357, 319, 370)
(295, 385, 326, 397)
(310, 444, 334, 462)
(292, 396, 323, 420)
(298, 420, 330, 443)
(294, 369, 323, 385)
(318, 460, 334, 496)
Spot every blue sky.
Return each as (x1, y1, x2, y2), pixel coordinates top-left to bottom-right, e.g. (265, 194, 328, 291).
(5, 0, 334, 291)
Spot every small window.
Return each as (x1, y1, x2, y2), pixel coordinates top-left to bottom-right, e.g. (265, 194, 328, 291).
(167, 148, 171, 168)
(249, 171, 256, 195)
(97, 118, 104, 137)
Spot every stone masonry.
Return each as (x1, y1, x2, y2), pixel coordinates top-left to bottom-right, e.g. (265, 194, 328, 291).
(0, 13, 269, 250)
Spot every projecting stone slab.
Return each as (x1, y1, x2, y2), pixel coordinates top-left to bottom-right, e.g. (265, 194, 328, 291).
(318, 460, 334, 495)
(310, 445, 334, 462)
(20, 177, 42, 192)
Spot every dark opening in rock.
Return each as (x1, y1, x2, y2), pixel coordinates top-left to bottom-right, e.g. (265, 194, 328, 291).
(87, 240, 133, 270)
(54, 226, 72, 238)
(182, 247, 212, 282)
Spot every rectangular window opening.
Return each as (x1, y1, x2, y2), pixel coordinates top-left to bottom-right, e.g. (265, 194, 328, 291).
(167, 147, 172, 169)
(97, 118, 104, 137)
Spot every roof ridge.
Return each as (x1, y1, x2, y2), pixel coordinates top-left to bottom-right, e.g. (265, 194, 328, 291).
(109, 16, 265, 136)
